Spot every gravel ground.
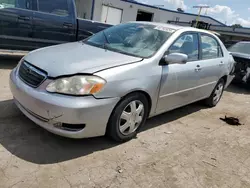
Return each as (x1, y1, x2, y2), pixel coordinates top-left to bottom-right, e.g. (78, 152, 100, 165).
(0, 58, 250, 188)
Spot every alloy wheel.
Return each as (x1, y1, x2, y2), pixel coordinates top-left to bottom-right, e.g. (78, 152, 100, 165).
(213, 83, 224, 103)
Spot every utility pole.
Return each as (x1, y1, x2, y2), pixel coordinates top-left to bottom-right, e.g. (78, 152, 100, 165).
(193, 5, 210, 28)
(104, 2, 112, 23)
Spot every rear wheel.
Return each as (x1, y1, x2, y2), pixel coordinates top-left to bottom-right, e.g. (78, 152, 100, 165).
(205, 79, 225, 107)
(107, 93, 149, 142)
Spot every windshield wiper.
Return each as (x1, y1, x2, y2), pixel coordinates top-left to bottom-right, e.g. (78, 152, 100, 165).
(102, 31, 110, 49)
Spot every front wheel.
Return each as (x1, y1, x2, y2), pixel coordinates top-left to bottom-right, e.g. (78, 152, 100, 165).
(107, 93, 149, 142)
(205, 79, 225, 107)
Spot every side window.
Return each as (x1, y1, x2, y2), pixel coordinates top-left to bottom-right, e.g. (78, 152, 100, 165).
(201, 35, 223, 60)
(0, 0, 32, 10)
(168, 33, 199, 61)
(37, 0, 69, 16)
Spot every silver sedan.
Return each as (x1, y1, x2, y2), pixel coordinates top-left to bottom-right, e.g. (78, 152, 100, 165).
(10, 22, 235, 142)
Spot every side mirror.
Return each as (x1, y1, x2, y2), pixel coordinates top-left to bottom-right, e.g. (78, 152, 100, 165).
(161, 53, 188, 65)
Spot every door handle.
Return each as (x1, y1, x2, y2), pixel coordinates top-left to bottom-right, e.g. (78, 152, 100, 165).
(63, 23, 73, 28)
(18, 16, 30, 21)
(195, 65, 202, 72)
(219, 61, 225, 66)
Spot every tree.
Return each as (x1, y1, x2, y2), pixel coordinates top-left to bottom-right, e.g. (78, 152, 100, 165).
(232, 24, 243, 28)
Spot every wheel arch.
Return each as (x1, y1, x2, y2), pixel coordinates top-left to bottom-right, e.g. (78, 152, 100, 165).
(221, 75, 228, 84)
(105, 90, 152, 135)
(120, 90, 152, 117)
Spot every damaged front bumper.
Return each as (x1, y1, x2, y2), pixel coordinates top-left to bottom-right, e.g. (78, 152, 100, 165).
(9, 68, 120, 139)
(232, 53, 250, 84)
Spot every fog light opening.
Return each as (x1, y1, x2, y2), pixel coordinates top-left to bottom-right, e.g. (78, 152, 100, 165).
(54, 123, 86, 132)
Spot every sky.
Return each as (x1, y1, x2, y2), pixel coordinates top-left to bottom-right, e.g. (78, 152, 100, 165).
(137, 0, 250, 27)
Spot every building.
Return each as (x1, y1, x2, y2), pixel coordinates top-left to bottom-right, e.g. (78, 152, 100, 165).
(167, 21, 250, 44)
(75, 0, 250, 44)
(75, 0, 225, 26)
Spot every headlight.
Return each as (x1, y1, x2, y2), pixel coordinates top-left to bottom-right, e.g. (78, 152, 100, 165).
(46, 75, 106, 95)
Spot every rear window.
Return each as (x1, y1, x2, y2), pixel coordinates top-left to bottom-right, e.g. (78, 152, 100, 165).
(201, 34, 223, 59)
(37, 0, 69, 16)
(228, 43, 250, 54)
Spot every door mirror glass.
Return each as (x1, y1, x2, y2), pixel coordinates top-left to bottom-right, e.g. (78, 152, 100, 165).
(164, 53, 188, 64)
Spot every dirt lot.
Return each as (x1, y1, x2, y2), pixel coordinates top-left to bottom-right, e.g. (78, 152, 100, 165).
(0, 58, 250, 188)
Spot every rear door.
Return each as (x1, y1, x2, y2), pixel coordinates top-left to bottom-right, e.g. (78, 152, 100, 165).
(32, 0, 76, 48)
(195, 33, 225, 98)
(0, 0, 34, 50)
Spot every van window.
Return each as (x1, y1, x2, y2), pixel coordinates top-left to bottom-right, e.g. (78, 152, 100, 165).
(37, 0, 69, 16)
(201, 35, 223, 59)
(0, 0, 32, 9)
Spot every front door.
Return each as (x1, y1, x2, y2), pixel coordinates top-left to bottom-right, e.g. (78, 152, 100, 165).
(156, 33, 201, 113)
(0, 0, 33, 50)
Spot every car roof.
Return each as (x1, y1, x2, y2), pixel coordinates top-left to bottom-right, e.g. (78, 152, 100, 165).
(128, 21, 219, 36)
(130, 21, 185, 30)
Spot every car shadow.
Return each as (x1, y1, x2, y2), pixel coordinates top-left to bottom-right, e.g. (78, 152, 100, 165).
(0, 57, 20, 70)
(140, 103, 204, 132)
(0, 99, 205, 165)
(226, 84, 250, 94)
(0, 99, 21, 119)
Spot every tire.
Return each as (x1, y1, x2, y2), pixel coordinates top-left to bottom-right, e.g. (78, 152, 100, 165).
(107, 93, 149, 142)
(205, 79, 225, 107)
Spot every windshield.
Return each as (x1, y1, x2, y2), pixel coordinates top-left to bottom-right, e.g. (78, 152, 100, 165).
(228, 42, 250, 54)
(84, 23, 174, 58)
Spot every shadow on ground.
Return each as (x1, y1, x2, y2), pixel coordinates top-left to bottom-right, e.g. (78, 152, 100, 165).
(226, 83, 250, 94)
(0, 57, 20, 70)
(0, 99, 204, 165)
(0, 99, 21, 119)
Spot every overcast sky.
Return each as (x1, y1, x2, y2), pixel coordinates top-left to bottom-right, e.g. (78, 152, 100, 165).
(137, 0, 250, 27)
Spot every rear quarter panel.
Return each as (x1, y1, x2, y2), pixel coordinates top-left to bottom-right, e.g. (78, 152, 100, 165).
(218, 37, 235, 75)
(221, 43, 236, 87)
(213, 35, 235, 88)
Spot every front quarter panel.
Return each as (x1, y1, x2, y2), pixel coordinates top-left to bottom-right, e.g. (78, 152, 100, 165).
(94, 59, 162, 116)
(92, 29, 187, 116)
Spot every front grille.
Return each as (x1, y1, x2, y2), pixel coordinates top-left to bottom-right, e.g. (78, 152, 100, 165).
(18, 61, 47, 87)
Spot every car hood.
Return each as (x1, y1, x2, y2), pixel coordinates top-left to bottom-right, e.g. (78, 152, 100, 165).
(230, 52, 250, 60)
(24, 42, 142, 77)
